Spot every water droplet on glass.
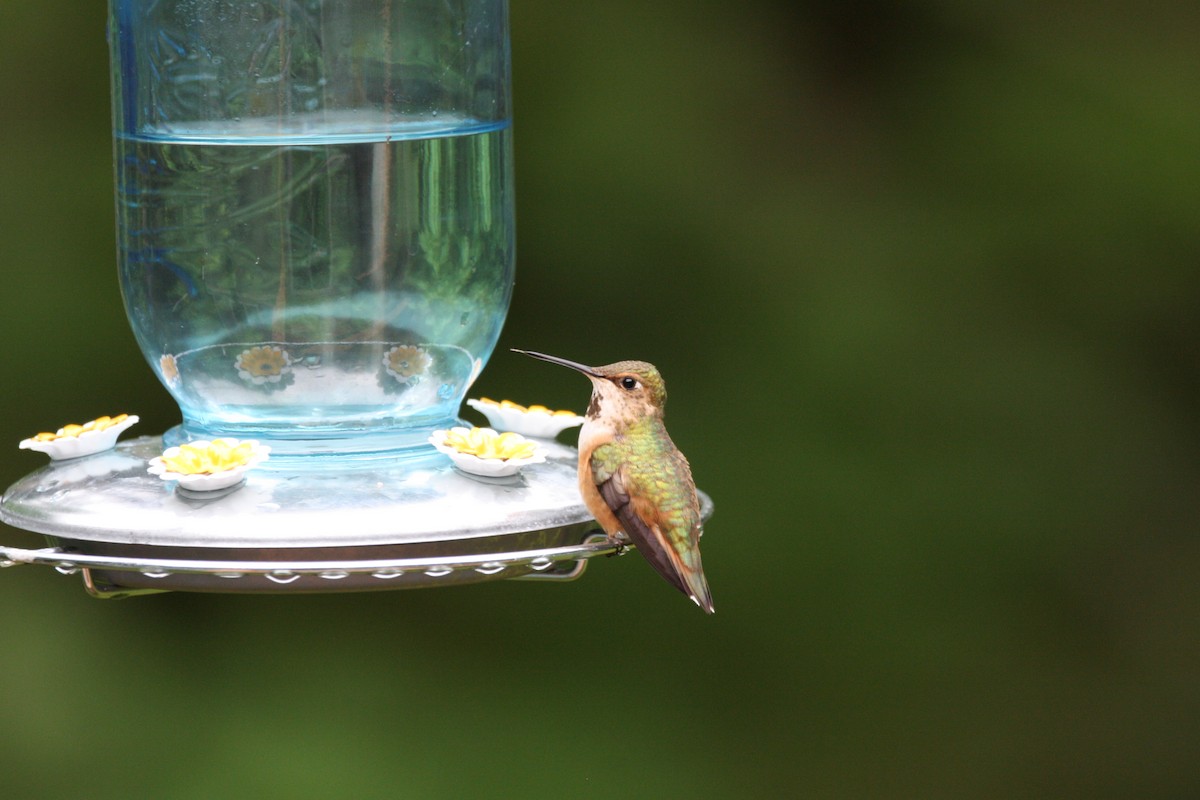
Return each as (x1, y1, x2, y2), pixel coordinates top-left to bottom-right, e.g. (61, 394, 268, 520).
(437, 383, 455, 401)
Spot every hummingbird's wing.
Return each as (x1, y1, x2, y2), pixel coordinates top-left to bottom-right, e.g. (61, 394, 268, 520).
(591, 443, 714, 613)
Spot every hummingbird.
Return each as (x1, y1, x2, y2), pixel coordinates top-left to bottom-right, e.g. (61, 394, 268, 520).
(513, 350, 714, 614)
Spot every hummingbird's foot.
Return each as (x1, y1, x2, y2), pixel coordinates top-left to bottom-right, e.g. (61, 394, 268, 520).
(609, 533, 631, 557)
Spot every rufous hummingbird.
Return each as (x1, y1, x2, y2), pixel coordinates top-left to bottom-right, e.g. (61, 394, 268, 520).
(514, 350, 714, 614)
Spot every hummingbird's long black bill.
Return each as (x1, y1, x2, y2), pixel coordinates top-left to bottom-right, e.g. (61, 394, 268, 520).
(511, 349, 601, 377)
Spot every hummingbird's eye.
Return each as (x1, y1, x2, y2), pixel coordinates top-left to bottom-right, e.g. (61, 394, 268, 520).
(620, 376, 639, 391)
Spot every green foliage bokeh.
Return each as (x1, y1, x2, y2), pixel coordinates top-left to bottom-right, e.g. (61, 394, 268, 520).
(2, 2, 1198, 797)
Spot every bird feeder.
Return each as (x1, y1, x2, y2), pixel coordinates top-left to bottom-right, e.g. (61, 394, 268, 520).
(0, 0, 710, 597)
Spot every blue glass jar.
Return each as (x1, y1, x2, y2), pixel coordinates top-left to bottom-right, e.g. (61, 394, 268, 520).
(108, 0, 514, 458)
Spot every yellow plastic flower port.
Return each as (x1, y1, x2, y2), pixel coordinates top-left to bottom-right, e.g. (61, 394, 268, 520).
(19, 414, 140, 460)
(429, 426, 546, 477)
(147, 438, 271, 492)
(466, 397, 584, 439)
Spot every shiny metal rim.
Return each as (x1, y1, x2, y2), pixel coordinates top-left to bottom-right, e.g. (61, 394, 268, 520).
(0, 535, 622, 582)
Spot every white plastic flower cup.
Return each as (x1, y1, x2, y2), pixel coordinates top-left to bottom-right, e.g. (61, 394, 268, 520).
(19, 415, 140, 461)
(429, 429, 546, 478)
(465, 399, 583, 439)
(147, 439, 271, 492)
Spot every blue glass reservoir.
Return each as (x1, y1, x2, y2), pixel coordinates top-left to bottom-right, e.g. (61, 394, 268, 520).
(108, 0, 514, 457)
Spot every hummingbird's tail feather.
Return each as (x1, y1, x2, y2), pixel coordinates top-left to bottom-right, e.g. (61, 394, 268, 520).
(623, 523, 715, 614)
(684, 569, 716, 615)
(677, 557, 715, 614)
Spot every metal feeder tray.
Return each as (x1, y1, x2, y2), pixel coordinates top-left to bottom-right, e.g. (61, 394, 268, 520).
(0, 435, 712, 598)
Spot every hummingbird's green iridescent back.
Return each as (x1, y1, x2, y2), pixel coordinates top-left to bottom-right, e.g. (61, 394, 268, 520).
(590, 416, 709, 607)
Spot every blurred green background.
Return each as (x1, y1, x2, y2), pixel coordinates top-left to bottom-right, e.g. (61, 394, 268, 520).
(2, 2, 1199, 797)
